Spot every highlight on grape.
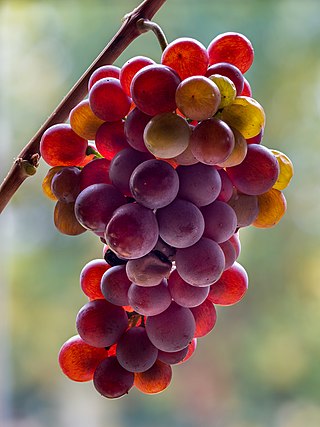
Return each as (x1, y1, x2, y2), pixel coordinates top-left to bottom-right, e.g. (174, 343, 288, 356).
(40, 31, 294, 398)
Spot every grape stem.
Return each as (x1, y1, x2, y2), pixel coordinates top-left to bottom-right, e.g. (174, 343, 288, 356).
(0, 0, 167, 214)
(137, 19, 168, 51)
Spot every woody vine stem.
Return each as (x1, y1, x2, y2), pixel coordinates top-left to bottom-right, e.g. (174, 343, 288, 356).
(0, 0, 168, 214)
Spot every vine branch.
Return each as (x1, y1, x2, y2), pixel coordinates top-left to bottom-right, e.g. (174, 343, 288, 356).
(0, 0, 167, 214)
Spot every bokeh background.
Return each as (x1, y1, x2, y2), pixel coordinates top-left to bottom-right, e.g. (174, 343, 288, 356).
(0, 0, 319, 426)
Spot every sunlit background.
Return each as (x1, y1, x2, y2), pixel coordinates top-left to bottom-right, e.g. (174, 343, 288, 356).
(0, 0, 319, 426)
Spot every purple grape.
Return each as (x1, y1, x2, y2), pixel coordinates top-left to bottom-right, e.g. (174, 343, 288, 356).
(124, 107, 152, 152)
(74, 183, 126, 235)
(157, 346, 189, 365)
(228, 191, 259, 227)
(127, 279, 171, 316)
(109, 147, 153, 196)
(217, 169, 233, 202)
(51, 167, 81, 203)
(201, 200, 237, 243)
(157, 199, 204, 248)
(219, 238, 238, 270)
(168, 269, 209, 308)
(79, 158, 111, 191)
(116, 327, 158, 373)
(177, 163, 221, 207)
(76, 299, 128, 348)
(130, 159, 179, 209)
(126, 252, 172, 287)
(93, 356, 134, 399)
(206, 62, 244, 95)
(175, 237, 225, 286)
(105, 203, 159, 259)
(100, 265, 131, 306)
(145, 302, 196, 352)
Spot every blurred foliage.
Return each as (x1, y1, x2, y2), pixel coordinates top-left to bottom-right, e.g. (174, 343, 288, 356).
(1, 0, 320, 426)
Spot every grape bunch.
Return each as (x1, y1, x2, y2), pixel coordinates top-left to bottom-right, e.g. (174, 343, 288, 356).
(41, 32, 293, 398)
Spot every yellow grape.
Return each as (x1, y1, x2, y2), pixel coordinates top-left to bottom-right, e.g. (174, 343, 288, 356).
(220, 96, 265, 139)
(175, 76, 221, 121)
(144, 112, 191, 158)
(69, 99, 104, 140)
(209, 74, 236, 108)
(218, 127, 247, 167)
(54, 201, 86, 236)
(42, 166, 64, 201)
(271, 149, 294, 190)
(253, 188, 287, 228)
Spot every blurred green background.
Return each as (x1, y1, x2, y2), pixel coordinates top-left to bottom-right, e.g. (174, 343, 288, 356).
(0, 0, 319, 426)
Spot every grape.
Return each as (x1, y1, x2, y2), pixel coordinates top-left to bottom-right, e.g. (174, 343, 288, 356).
(177, 163, 221, 207)
(208, 74, 236, 108)
(190, 118, 235, 165)
(100, 265, 131, 306)
(69, 99, 105, 140)
(76, 299, 128, 348)
(174, 143, 199, 166)
(227, 191, 259, 227)
(157, 346, 189, 365)
(42, 167, 64, 201)
(134, 360, 172, 394)
(116, 327, 158, 372)
(105, 203, 159, 259)
(143, 112, 191, 158)
(219, 238, 238, 270)
(178, 338, 197, 364)
(130, 159, 179, 209)
(206, 62, 244, 95)
(145, 302, 195, 352)
(80, 259, 111, 300)
(120, 56, 155, 96)
(79, 158, 111, 191)
(153, 237, 177, 261)
(161, 37, 209, 80)
(226, 144, 279, 195)
(168, 269, 209, 308)
(109, 148, 153, 197)
(54, 201, 86, 236)
(270, 149, 294, 190)
(40, 124, 88, 167)
(58, 335, 108, 382)
(156, 199, 205, 248)
(51, 167, 81, 203)
(241, 77, 252, 97)
(216, 169, 233, 202)
(95, 120, 129, 160)
(74, 183, 126, 235)
(126, 252, 172, 287)
(246, 129, 264, 144)
(201, 200, 237, 243)
(130, 64, 181, 116)
(220, 96, 265, 139)
(252, 188, 287, 228)
(175, 237, 225, 286)
(124, 107, 152, 152)
(217, 127, 247, 168)
(208, 262, 248, 306)
(127, 280, 171, 316)
(88, 65, 121, 90)
(89, 77, 131, 122)
(104, 249, 128, 267)
(175, 76, 221, 121)
(230, 232, 241, 259)
(191, 299, 217, 338)
(207, 32, 254, 74)
(93, 356, 134, 399)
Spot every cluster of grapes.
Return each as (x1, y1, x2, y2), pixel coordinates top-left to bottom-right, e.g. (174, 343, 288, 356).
(41, 32, 293, 398)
